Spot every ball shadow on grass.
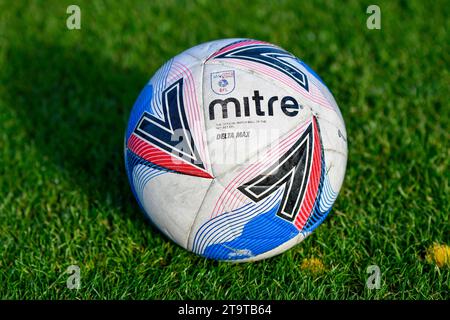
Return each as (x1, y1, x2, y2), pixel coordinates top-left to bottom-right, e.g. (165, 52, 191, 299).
(4, 39, 163, 234)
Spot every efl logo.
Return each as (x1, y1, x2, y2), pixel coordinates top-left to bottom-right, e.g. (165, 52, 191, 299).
(211, 70, 235, 95)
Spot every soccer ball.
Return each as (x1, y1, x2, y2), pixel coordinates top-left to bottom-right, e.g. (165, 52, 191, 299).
(124, 39, 347, 262)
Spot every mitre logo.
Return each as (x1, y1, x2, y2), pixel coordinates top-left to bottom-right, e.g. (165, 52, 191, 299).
(208, 90, 302, 120)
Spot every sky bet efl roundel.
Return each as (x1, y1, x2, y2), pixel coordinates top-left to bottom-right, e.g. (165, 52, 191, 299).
(124, 39, 348, 262)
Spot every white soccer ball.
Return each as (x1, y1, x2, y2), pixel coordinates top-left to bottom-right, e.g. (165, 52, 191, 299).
(125, 39, 347, 262)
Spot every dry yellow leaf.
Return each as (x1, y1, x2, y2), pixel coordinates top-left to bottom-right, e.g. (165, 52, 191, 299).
(425, 243, 450, 268)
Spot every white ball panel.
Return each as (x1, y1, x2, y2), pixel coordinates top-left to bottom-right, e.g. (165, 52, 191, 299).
(182, 38, 246, 62)
(139, 172, 212, 248)
(203, 60, 313, 178)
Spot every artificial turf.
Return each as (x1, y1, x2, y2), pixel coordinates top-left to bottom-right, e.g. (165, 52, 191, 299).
(0, 0, 448, 299)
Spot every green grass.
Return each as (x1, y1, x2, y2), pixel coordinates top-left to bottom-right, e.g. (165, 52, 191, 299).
(0, 0, 449, 299)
